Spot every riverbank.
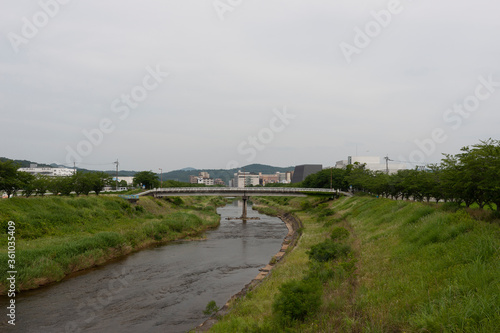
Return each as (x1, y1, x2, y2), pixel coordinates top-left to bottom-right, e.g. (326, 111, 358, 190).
(0, 195, 226, 294)
(207, 195, 500, 332)
(195, 203, 304, 331)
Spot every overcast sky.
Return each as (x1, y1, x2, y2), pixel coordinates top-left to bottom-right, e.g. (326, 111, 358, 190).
(1, 0, 499, 172)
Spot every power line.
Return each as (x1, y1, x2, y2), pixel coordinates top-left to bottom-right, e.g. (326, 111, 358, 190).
(75, 162, 116, 166)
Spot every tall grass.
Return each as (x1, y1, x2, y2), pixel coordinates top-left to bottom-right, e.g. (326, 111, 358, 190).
(0, 196, 222, 293)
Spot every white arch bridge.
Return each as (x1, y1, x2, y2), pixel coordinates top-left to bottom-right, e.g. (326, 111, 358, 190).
(139, 187, 351, 219)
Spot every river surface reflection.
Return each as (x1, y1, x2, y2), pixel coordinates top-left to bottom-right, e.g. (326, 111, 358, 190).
(0, 201, 288, 333)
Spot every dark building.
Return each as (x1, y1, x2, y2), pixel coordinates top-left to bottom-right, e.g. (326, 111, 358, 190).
(291, 164, 322, 183)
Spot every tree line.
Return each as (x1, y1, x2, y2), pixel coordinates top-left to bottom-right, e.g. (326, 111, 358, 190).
(0, 164, 215, 197)
(0, 160, 112, 197)
(302, 139, 500, 209)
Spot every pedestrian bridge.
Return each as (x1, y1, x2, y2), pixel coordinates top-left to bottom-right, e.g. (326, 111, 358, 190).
(139, 187, 351, 219)
(140, 187, 351, 198)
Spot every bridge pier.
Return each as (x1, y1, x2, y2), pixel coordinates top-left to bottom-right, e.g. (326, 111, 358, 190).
(241, 195, 248, 219)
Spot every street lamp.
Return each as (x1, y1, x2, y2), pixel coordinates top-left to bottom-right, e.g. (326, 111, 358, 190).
(159, 168, 163, 188)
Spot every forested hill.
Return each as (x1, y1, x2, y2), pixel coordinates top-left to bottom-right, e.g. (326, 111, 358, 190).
(1, 158, 294, 184)
(0, 157, 53, 168)
(160, 164, 295, 184)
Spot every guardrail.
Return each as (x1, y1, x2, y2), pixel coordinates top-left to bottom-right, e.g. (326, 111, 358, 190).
(140, 187, 351, 197)
(118, 194, 140, 200)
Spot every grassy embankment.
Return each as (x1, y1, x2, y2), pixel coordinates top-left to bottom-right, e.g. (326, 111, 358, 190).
(0, 195, 226, 294)
(209, 195, 500, 332)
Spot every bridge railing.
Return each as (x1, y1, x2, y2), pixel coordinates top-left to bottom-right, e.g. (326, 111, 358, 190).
(140, 187, 348, 196)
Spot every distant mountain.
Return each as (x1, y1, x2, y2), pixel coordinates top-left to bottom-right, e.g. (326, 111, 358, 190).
(0, 157, 53, 168)
(1, 157, 295, 184)
(161, 164, 295, 184)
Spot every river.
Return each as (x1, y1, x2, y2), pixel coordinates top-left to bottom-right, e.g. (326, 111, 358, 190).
(0, 201, 288, 333)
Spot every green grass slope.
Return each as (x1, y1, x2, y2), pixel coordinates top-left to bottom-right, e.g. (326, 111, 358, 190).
(209, 196, 500, 332)
(0, 195, 224, 293)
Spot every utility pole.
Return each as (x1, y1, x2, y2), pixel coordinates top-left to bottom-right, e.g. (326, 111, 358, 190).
(330, 167, 333, 190)
(73, 161, 76, 175)
(114, 159, 119, 190)
(159, 168, 163, 188)
(384, 155, 393, 174)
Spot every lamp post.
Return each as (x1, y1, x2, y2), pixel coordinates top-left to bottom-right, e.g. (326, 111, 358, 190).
(159, 168, 163, 188)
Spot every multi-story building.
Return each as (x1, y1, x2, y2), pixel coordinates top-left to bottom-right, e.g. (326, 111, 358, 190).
(233, 171, 260, 187)
(291, 164, 322, 183)
(258, 171, 293, 185)
(190, 172, 215, 186)
(18, 165, 75, 177)
(335, 156, 406, 174)
(214, 178, 225, 186)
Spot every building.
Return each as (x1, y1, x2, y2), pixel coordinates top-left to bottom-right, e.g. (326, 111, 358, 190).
(214, 178, 225, 186)
(291, 164, 322, 183)
(190, 172, 216, 186)
(113, 176, 135, 185)
(18, 164, 75, 177)
(335, 156, 406, 174)
(233, 171, 260, 187)
(200, 178, 214, 186)
(259, 172, 293, 185)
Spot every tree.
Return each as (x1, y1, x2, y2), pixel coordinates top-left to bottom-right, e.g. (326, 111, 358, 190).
(345, 162, 371, 193)
(73, 171, 94, 196)
(90, 172, 111, 195)
(0, 160, 21, 197)
(458, 139, 500, 209)
(18, 171, 36, 197)
(133, 171, 160, 189)
(33, 175, 51, 196)
(49, 176, 74, 196)
(302, 168, 348, 190)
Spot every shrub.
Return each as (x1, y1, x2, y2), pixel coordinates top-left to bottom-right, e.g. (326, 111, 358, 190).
(300, 201, 312, 211)
(272, 279, 322, 325)
(203, 300, 220, 316)
(330, 227, 350, 241)
(318, 208, 335, 218)
(307, 240, 351, 262)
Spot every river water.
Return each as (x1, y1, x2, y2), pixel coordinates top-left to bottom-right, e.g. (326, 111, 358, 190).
(0, 201, 288, 333)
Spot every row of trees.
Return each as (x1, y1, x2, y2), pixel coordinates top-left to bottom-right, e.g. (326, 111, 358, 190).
(0, 160, 112, 197)
(302, 139, 500, 209)
(0, 163, 208, 197)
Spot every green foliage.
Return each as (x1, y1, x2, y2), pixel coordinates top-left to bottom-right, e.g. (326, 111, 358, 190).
(164, 196, 183, 206)
(133, 170, 160, 189)
(203, 300, 220, 316)
(299, 139, 500, 210)
(302, 168, 348, 190)
(307, 239, 351, 262)
(330, 226, 349, 241)
(0, 159, 21, 196)
(272, 279, 322, 325)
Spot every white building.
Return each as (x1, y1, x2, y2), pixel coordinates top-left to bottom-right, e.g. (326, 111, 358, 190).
(18, 166, 75, 177)
(335, 156, 406, 174)
(113, 176, 135, 185)
(197, 177, 214, 186)
(233, 171, 260, 187)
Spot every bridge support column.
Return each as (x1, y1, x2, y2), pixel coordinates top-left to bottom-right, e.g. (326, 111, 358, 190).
(241, 195, 248, 220)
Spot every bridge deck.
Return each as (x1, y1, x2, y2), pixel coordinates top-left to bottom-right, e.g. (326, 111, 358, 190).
(140, 187, 351, 197)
